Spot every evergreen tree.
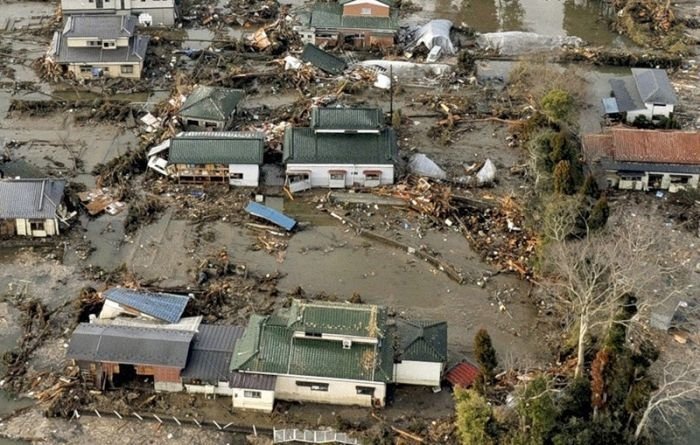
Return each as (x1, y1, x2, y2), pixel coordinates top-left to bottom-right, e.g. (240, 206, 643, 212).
(474, 328, 498, 383)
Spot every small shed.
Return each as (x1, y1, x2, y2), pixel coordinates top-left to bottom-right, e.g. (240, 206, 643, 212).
(98, 287, 190, 324)
(0, 178, 66, 237)
(179, 86, 245, 130)
(393, 319, 447, 386)
(444, 361, 481, 389)
(230, 372, 277, 412)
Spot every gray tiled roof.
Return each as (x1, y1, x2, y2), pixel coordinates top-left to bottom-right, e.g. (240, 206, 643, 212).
(62, 15, 136, 39)
(309, 4, 398, 32)
(301, 44, 347, 75)
(283, 127, 397, 164)
(55, 34, 149, 64)
(609, 77, 644, 112)
(66, 323, 194, 368)
(179, 86, 245, 122)
(181, 325, 244, 383)
(632, 68, 678, 105)
(103, 287, 190, 324)
(396, 319, 447, 363)
(168, 132, 265, 165)
(0, 178, 65, 219)
(311, 107, 383, 129)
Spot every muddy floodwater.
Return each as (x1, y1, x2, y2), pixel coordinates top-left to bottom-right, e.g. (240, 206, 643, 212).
(405, 0, 624, 47)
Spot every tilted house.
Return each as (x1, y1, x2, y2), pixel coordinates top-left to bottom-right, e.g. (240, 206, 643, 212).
(0, 178, 67, 237)
(605, 68, 678, 123)
(300, 0, 398, 48)
(582, 128, 700, 192)
(178, 86, 245, 130)
(229, 300, 448, 412)
(147, 132, 265, 186)
(98, 287, 190, 324)
(49, 15, 149, 80)
(283, 107, 397, 191)
(60, 0, 176, 26)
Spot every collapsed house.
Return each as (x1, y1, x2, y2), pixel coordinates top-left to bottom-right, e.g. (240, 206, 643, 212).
(178, 86, 245, 131)
(283, 107, 398, 191)
(49, 14, 149, 80)
(0, 178, 68, 237)
(59, 0, 176, 26)
(299, 0, 399, 48)
(66, 299, 447, 412)
(604, 68, 678, 123)
(98, 287, 190, 323)
(300, 43, 348, 75)
(147, 132, 265, 186)
(582, 128, 700, 192)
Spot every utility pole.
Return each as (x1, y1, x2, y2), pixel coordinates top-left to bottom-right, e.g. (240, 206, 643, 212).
(389, 65, 394, 126)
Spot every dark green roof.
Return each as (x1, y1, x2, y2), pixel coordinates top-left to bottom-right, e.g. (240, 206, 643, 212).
(396, 319, 447, 362)
(231, 300, 394, 382)
(309, 4, 398, 32)
(283, 127, 397, 164)
(179, 86, 244, 122)
(169, 132, 264, 165)
(301, 44, 347, 75)
(311, 107, 383, 129)
(338, 0, 395, 5)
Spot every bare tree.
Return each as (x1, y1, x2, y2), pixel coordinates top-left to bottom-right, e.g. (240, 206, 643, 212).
(543, 219, 687, 376)
(634, 358, 700, 441)
(540, 195, 583, 242)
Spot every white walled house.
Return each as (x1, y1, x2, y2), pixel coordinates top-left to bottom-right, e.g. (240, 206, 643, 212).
(60, 0, 176, 26)
(582, 128, 700, 193)
(605, 68, 678, 123)
(49, 15, 149, 79)
(283, 107, 397, 191)
(147, 132, 265, 186)
(229, 300, 447, 412)
(0, 178, 67, 237)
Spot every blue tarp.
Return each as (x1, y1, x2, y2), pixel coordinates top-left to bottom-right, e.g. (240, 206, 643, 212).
(245, 201, 297, 231)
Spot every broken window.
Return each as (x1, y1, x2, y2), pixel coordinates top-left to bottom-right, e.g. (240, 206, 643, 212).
(329, 172, 345, 181)
(670, 175, 690, 184)
(356, 386, 375, 396)
(296, 381, 329, 391)
(229, 173, 244, 180)
(243, 390, 261, 398)
(29, 221, 44, 231)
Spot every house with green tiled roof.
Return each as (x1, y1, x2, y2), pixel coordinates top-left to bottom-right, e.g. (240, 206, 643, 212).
(228, 300, 447, 411)
(283, 107, 397, 191)
(146, 132, 265, 186)
(298, 0, 398, 49)
(178, 85, 245, 130)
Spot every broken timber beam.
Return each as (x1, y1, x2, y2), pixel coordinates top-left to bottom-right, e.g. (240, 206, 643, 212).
(330, 212, 464, 284)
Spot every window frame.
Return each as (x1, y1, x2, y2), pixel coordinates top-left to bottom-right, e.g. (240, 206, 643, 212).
(296, 381, 329, 392)
(243, 390, 261, 399)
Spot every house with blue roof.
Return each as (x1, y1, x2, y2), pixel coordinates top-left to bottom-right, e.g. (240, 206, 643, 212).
(604, 68, 678, 123)
(99, 287, 190, 324)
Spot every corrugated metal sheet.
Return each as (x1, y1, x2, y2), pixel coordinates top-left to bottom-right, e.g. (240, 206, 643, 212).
(169, 132, 264, 165)
(66, 323, 193, 368)
(283, 127, 397, 164)
(311, 107, 382, 129)
(103, 287, 190, 324)
(444, 361, 481, 388)
(244, 202, 297, 231)
(310, 4, 398, 31)
(301, 44, 347, 75)
(601, 97, 619, 115)
(230, 372, 276, 390)
(181, 325, 244, 382)
(179, 86, 244, 121)
(300, 301, 383, 337)
(0, 178, 65, 219)
(396, 319, 447, 362)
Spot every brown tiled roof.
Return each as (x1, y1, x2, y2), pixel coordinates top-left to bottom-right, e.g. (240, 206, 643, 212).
(582, 129, 700, 165)
(444, 361, 480, 388)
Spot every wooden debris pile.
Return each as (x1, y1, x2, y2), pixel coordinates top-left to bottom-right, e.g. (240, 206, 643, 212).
(35, 366, 90, 418)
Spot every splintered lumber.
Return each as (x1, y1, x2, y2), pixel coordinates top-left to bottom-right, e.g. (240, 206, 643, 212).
(330, 212, 464, 284)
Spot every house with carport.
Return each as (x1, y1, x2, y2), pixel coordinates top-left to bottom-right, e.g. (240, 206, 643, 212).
(283, 107, 397, 191)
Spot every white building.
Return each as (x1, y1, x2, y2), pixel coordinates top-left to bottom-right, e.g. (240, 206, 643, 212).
(283, 107, 397, 192)
(605, 68, 678, 123)
(582, 128, 700, 193)
(49, 15, 149, 80)
(0, 178, 67, 237)
(229, 300, 447, 412)
(147, 132, 265, 187)
(60, 0, 176, 26)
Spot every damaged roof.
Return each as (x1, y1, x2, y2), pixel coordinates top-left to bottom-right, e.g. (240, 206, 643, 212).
(301, 44, 347, 75)
(311, 107, 383, 129)
(66, 323, 194, 368)
(283, 127, 397, 164)
(168, 132, 265, 165)
(310, 4, 399, 31)
(631, 68, 678, 105)
(0, 178, 65, 219)
(396, 319, 448, 363)
(582, 128, 700, 165)
(181, 325, 244, 383)
(62, 15, 137, 39)
(103, 287, 190, 324)
(179, 86, 245, 122)
(231, 301, 395, 382)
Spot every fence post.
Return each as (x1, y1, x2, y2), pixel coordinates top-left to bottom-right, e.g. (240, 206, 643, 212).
(133, 413, 143, 421)
(94, 409, 101, 418)
(172, 416, 181, 426)
(113, 411, 122, 419)
(153, 414, 163, 424)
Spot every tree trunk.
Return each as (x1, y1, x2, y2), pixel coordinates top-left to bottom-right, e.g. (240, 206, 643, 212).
(575, 315, 588, 377)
